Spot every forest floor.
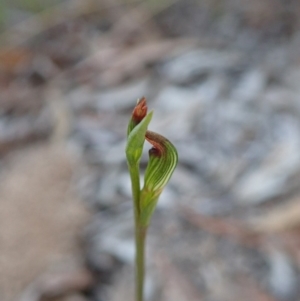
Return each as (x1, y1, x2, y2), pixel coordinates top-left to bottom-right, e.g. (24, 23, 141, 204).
(1, 1, 300, 301)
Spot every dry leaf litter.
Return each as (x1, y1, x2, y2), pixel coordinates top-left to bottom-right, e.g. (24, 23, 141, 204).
(1, 1, 300, 301)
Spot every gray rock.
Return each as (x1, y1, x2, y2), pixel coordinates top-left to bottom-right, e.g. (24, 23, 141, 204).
(231, 68, 267, 102)
(195, 73, 228, 102)
(95, 168, 125, 205)
(283, 67, 300, 92)
(102, 140, 127, 164)
(67, 87, 94, 111)
(117, 172, 132, 199)
(156, 186, 178, 210)
(161, 49, 243, 84)
(262, 87, 300, 113)
(95, 78, 151, 111)
(169, 166, 204, 196)
(175, 141, 207, 168)
(88, 213, 135, 265)
(152, 86, 204, 138)
(267, 250, 298, 300)
(234, 117, 300, 204)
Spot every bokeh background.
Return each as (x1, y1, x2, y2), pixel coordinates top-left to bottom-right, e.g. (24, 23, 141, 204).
(1, 0, 300, 300)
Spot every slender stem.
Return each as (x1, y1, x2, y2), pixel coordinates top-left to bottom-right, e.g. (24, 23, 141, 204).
(135, 225, 147, 301)
(128, 163, 147, 301)
(129, 163, 140, 226)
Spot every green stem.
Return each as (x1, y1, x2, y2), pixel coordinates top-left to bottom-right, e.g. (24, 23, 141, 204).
(135, 225, 147, 301)
(129, 164, 140, 224)
(128, 163, 147, 301)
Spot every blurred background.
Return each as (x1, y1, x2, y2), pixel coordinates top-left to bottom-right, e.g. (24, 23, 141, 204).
(1, 0, 300, 300)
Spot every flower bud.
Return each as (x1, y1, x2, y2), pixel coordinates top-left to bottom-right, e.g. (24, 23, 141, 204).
(144, 131, 178, 192)
(140, 130, 178, 225)
(126, 108, 153, 166)
(127, 97, 148, 136)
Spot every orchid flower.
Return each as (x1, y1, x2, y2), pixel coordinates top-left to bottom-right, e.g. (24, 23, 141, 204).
(125, 98, 178, 301)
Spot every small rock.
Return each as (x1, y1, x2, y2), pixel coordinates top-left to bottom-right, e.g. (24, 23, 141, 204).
(175, 140, 206, 167)
(106, 265, 156, 301)
(169, 166, 204, 196)
(95, 168, 125, 206)
(67, 87, 94, 112)
(116, 172, 132, 199)
(231, 68, 267, 102)
(283, 67, 300, 92)
(95, 78, 151, 111)
(152, 86, 203, 138)
(196, 73, 228, 102)
(262, 87, 300, 113)
(102, 140, 126, 164)
(156, 186, 178, 210)
(153, 86, 200, 112)
(267, 250, 298, 300)
(234, 117, 300, 204)
(90, 215, 135, 264)
(161, 49, 243, 84)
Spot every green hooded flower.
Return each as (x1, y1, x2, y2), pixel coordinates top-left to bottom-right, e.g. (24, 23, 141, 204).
(140, 130, 178, 226)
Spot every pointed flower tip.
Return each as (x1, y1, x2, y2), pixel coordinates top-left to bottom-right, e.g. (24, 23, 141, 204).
(126, 108, 153, 165)
(132, 97, 147, 124)
(127, 97, 149, 137)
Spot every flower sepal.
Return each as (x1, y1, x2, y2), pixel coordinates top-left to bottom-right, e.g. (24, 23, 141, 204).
(126, 108, 153, 166)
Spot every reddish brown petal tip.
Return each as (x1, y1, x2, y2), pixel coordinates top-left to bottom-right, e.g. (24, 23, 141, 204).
(145, 130, 166, 157)
(132, 97, 147, 124)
